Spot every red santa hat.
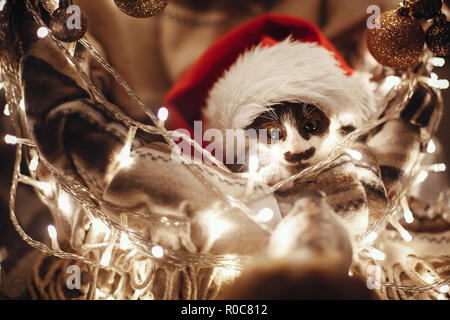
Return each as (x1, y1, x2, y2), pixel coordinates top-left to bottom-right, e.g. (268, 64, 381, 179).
(164, 14, 375, 134)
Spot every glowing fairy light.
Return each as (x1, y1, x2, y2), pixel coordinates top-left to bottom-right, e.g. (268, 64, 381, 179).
(439, 285, 449, 293)
(384, 75, 401, 88)
(391, 219, 413, 242)
(58, 192, 72, 215)
(37, 27, 49, 38)
(4, 134, 35, 146)
(119, 233, 131, 250)
(119, 214, 131, 250)
(116, 146, 132, 168)
(368, 248, 386, 261)
(401, 197, 414, 224)
(346, 149, 362, 161)
(423, 275, 436, 284)
(256, 207, 274, 223)
(4, 134, 17, 145)
(348, 270, 353, 277)
(116, 127, 137, 169)
(157, 107, 169, 122)
(216, 267, 241, 282)
(151, 245, 164, 258)
(416, 171, 429, 184)
(91, 219, 109, 234)
(19, 99, 25, 111)
(3, 104, 10, 116)
(427, 140, 436, 154)
(47, 225, 60, 251)
(362, 231, 378, 246)
(429, 163, 446, 173)
(29, 154, 39, 172)
(430, 57, 445, 67)
(100, 247, 113, 267)
(101, 233, 117, 267)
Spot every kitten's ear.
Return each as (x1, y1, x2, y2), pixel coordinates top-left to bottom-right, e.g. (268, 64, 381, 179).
(340, 125, 356, 136)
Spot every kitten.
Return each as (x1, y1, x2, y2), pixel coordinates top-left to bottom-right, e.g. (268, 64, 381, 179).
(243, 102, 355, 189)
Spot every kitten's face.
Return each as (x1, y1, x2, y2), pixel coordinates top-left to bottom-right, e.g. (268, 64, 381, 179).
(245, 102, 348, 187)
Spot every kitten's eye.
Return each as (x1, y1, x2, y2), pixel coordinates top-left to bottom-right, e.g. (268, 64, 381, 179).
(304, 120, 318, 134)
(268, 127, 283, 142)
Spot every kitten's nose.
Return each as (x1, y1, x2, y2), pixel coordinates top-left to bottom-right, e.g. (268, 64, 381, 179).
(284, 148, 316, 163)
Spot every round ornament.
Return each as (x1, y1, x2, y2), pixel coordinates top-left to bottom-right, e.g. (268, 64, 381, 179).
(409, 0, 443, 20)
(113, 0, 170, 18)
(425, 16, 450, 57)
(49, 6, 88, 43)
(367, 9, 425, 69)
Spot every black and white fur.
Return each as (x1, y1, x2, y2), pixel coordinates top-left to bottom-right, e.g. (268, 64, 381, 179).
(203, 38, 376, 187)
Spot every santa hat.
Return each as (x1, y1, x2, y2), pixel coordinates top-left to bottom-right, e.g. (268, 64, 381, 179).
(164, 14, 376, 134)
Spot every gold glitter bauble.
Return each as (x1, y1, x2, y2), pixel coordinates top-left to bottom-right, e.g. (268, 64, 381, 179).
(113, 0, 170, 18)
(426, 17, 450, 57)
(410, 0, 442, 20)
(367, 9, 424, 69)
(49, 6, 88, 43)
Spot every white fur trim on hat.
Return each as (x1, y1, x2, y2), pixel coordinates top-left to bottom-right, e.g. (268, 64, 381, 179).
(203, 38, 376, 131)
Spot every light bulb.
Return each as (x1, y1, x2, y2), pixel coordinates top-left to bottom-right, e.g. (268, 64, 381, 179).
(4, 134, 17, 145)
(29, 154, 39, 172)
(427, 140, 436, 154)
(416, 171, 429, 184)
(37, 27, 49, 38)
(157, 107, 169, 122)
(346, 149, 362, 161)
(3, 104, 10, 116)
(151, 245, 164, 258)
(256, 207, 274, 223)
(439, 285, 449, 294)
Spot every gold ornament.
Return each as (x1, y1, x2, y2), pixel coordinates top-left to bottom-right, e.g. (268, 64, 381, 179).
(49, 6, 88, 43)
(366, 9, 425, 69)
(113, 0, 170, 18)
(409, 0, 443, 20)
(426, 16, 450, 57)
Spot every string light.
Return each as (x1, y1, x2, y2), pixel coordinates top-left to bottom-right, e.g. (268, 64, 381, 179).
(47, 225, 60, 251)
(346, 149, 362, 161)
(416, 171, 429, 184)
(2, 0, 447, 300)
(19, 99, 25, 111)
(157, 107, 169, 122)
(429, 163, 446, 173)
(401, 197, 414, 224)
(37, 26, 49, 38)
(4, 134, 35, 146)
(423, 275, 436, 285)
(427, 140, 436, 154)
(4, 134, 17, 145)
(58, 192, 73, 216)
(100, 233, 117, 267)
(115, 127, 137, 169)
(151, 245, 164, 258)
(29, 153, 39, 172)
(256, 207, 274, 223)
(367, 247, 386, 261)
(439, 285, 449, 294)
(3, 103, 10, 116)
(390, 219, 413, 242)
(430, 57, 445, 67)
(361, 231, 378, 246)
